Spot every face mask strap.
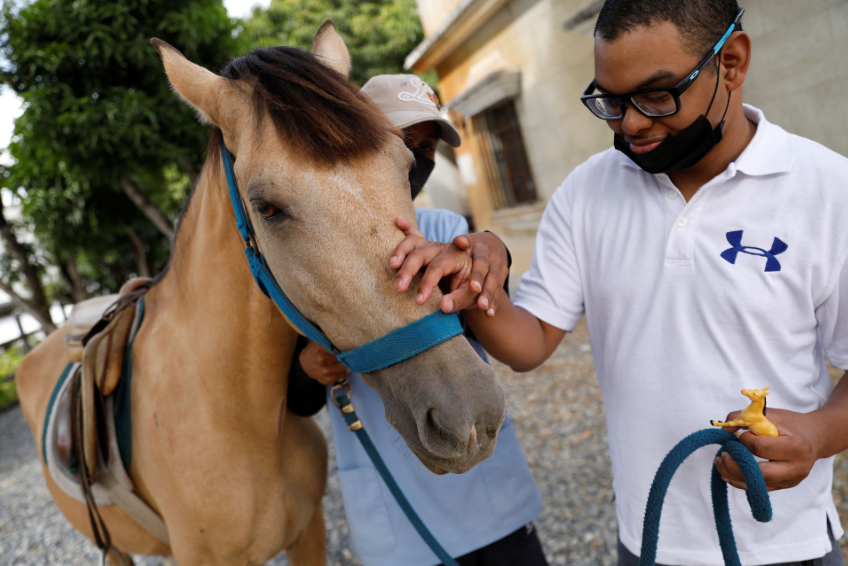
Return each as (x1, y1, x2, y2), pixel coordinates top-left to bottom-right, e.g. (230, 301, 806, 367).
(719, 89, 732, 125)
(704, 54, 721, 118)
(705, 54, 732, 132)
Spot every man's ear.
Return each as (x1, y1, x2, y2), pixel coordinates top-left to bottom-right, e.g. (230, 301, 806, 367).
(720, 31, 751, 92)
(151, 38, 237, 129)
(311, 20, 351, 77)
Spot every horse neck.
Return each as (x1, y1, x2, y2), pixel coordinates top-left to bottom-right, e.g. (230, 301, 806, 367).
(743, 397, 765, 417)
(142, 158, 297, 421)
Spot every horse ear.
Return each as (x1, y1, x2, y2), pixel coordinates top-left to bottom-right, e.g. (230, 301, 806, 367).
(150, 38, 234, 129)
(311, 20, 351, 77)
(762, 387, 770, 394)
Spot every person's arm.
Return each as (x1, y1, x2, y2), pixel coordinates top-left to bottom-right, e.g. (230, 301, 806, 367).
(286, 334, 353, 418)
(390, 217, 567, 371)
(393, 179, 582, 371)
(297, 340, 350, 386)
(286, 336, 330, 417)
(461, 288, 567, 372)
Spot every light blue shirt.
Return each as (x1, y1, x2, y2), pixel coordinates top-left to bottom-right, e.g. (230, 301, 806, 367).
(326, 208, 542, 566)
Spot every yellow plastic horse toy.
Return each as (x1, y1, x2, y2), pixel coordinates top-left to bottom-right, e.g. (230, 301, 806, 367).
(710, 387, 779, 437)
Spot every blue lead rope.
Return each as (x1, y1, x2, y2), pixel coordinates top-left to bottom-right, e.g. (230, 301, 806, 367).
(335, 391, 461, 566)
(640, 429, 772, 566)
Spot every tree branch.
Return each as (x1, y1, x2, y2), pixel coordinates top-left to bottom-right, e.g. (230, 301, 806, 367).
(126, 227, 150, 278)
(0, 279, 56, 334)
(66, 254, 88, 302)
(121, 180, 175, 241)
(0, 196, 56, 332)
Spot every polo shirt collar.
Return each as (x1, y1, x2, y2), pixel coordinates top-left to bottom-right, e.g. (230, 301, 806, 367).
(617, 104, 795, 177)
(733, 104, 794, 176)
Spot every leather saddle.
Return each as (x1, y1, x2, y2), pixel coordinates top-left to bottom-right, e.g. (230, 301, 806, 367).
(59, 277, 170, 551)
(62, 278, 151, 484)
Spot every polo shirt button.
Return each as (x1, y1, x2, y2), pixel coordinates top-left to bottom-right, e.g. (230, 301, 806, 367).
(668, 190, 678, 199)
(678, 218, 688, 228)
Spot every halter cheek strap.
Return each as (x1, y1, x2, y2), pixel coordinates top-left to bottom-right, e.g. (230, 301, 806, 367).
(220, 141, 463, 374)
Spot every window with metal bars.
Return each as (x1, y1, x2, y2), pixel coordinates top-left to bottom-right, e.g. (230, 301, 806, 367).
(473, 100, 537, 209)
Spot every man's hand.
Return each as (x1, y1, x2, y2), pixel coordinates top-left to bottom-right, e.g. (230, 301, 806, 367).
(390, 216, 509, 316)
(713, 408, 826, 491)
(299, 341, 350, 386)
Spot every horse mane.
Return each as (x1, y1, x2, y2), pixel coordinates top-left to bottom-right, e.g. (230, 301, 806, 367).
(219, 45, 395, 164)
(762, 396, 766, 416)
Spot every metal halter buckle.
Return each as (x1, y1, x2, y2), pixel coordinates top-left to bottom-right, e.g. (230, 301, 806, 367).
(331, 378, 352, 408)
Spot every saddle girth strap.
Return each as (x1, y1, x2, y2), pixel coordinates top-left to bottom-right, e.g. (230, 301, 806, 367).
(69, 365, 113, 562)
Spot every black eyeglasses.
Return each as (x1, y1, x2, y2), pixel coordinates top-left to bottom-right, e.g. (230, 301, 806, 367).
(581, 8, 744, 121)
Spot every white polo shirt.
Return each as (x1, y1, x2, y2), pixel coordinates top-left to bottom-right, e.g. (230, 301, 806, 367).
(514, 105, 848, 566)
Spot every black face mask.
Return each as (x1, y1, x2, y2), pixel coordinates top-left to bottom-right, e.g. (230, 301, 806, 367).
(614, 66, 731, 175)
(409, 148, 435, 200)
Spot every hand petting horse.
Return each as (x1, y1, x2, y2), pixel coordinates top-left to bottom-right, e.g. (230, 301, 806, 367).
(15, 21, 505, 566)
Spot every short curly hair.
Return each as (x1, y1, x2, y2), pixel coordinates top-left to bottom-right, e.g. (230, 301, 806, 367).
(594, 0, 742, 60)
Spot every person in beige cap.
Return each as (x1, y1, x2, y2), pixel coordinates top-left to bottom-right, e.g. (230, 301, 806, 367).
(286, 75, 547, 566)
(363, 74, 461, 200)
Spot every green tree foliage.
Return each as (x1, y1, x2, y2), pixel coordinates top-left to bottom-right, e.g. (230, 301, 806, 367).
(243, 0, 430, 87)
(0, 0, 238, 299)
(0, 346, 24, 410)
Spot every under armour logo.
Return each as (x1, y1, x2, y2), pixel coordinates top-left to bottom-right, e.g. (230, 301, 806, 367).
(720, 230, 787, 272)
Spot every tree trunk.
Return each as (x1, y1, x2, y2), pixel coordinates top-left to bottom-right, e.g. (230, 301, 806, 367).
(121, 180, 174, 240)
(0, 279, 56, 334)
(0, 197, 56, 333)
(127, 227, 150, 278)
(66, 255, 88, 302)
(57, 253, 89, 303)
(56, 256, 76, 303)
(14, 312, 30, 352)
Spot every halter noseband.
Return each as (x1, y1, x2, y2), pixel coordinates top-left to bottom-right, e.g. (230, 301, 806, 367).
(220, 142, 463, 374)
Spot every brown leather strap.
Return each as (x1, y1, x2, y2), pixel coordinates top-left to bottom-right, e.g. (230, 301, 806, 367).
(81, 284, 152, 348)
(96, 461, 171, 545)
(69, 366, 112, 561)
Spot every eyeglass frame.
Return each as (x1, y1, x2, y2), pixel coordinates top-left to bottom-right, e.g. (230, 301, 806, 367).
(580, 7, 744, 121)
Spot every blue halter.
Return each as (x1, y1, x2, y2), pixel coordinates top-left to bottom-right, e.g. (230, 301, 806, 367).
(220, 142, 463, 374)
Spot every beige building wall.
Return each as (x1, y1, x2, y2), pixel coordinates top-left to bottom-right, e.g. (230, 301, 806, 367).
(410, 0, 848, 274)
(740, 0, 848, 158)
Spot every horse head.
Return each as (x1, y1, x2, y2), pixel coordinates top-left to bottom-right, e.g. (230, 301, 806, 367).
(151, 22, 504, 474)
(741, 387, 769, 402)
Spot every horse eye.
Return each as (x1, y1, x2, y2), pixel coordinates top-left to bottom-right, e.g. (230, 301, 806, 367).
(255, 202, 282, 220)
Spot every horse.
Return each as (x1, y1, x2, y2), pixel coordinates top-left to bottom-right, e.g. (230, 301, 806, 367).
(711, 387, 779, 437)
(15, 21, 505, 565)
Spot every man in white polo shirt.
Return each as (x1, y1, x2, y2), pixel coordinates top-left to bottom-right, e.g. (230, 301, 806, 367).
(391, 0, 848, 564)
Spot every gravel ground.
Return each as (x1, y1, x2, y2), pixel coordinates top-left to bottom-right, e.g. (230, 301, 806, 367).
(2, 319, 846, 565)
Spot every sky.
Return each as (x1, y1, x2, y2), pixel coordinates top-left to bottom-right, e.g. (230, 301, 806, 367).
(0, 0, 272, 156)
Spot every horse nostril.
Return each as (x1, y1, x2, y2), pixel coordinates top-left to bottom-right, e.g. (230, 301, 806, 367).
(426, 408, 438, 431)
(420, 408, 473, 459)
(485, 426, 499, 441)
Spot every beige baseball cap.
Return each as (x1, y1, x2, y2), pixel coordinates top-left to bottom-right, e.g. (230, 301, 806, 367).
(361, 74, 461, 148)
